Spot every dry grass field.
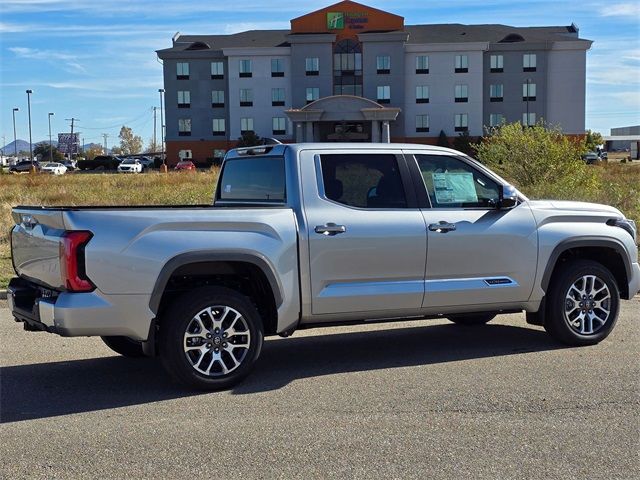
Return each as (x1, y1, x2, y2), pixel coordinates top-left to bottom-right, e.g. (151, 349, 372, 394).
(1, 162, 638, 289)
(0, 171, 219, 288)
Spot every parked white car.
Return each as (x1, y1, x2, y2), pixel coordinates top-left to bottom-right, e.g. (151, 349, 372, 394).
(117, 158, 143, 173)
(41, 162, 67, 175)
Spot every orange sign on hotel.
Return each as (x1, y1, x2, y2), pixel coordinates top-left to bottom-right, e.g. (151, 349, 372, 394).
(290, 0, 404, 39)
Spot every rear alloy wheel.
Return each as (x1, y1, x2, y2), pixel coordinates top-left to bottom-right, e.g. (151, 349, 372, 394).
(159, 287, 264, 390)
(448, 313, 497, 326)
(101, 336, 145, 357)
(545, 260, 619, 346)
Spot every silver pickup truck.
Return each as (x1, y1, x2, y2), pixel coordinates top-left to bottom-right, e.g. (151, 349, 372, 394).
(8, 143, 640, 390)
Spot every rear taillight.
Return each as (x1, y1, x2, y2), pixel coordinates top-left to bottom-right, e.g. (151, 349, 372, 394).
(60, 231, 95, 292)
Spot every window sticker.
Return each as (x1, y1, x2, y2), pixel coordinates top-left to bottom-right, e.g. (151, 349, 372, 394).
(224, 185, 232, 193)
(432, 172, 478, 204)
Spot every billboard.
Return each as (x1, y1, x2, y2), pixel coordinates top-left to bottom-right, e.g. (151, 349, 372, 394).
(57, 133, 79, 155)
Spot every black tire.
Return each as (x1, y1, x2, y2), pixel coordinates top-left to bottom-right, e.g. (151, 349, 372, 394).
(101, 336, 145, 357)
(159, 286, 264, 391)
(448, 313, 497, 326)
(545, 259, 620, 346)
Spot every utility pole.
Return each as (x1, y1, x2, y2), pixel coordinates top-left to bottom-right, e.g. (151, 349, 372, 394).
(12, 108, 19, 157)
(26, 90, 33, 167)
(153, 106, 157, 153)
(159, 89, 166, 172)
(48, 112, 54, 163)
(102, 133, 108, 153)
(65, 118, 78, 160)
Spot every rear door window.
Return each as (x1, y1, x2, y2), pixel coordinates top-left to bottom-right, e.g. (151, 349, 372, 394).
(319, 154, 407, 209)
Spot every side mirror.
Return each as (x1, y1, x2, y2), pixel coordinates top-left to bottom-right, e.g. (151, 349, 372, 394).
(498, 184, 519, 209)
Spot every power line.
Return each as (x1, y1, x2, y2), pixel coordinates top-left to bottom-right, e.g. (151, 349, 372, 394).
(80, 108, 153, 130)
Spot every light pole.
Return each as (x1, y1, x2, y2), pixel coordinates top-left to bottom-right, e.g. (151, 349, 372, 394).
(12, 108, 19, 157)
(26, 90, 34, 167)
(48, 112, 54, 163)
(158, 88, 166, 171)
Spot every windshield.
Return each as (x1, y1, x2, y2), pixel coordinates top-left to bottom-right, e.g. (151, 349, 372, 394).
(122, 159, 136, 164)
(218, 156, 285, 203)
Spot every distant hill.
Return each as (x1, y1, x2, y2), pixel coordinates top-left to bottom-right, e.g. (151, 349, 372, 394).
(1, 139, 102, 156)
(1, 139, 34, 154)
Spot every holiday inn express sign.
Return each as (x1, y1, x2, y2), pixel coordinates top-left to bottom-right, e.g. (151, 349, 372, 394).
(327, 11, 369, 30)
(290, 1, 404, 35)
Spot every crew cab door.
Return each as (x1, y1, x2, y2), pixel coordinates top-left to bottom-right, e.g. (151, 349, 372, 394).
(300, 150, 427, 316)
(405, 152, 538, 308)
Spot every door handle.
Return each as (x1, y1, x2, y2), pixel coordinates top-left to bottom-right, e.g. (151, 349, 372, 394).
(428, 221, 457, 233)
(315, 223, 347, 236)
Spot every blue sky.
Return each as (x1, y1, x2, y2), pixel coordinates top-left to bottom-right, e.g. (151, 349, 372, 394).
(1, 0, 638, 148)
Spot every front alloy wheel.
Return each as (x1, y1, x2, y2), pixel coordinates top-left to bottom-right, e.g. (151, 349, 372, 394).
(563, 275, 612, 335)
(160, 287, 264, 390)
(545, 260, 620, 346)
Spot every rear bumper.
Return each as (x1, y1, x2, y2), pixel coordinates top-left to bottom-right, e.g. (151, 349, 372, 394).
(7, 277, 154, 340)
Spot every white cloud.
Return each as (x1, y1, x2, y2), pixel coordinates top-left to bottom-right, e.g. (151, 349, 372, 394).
(9, 47, 89, 75)
(0, 21, 30, 33)
(599, 3, 640, 17)
(9, 46, 80, 61)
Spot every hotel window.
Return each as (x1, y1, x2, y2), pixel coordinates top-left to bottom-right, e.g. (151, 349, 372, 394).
(271, 58, 285, 77)
(240, 88, 253, 107)
(272, 88, 285, 107)
(178, 118, 191, 136)
(522, 112, 536, 126)
(306, 87, 320, 104)
(333, 40, 363, 96)
(454, 113, 468, 132)
(489, 114, 504, 127)
(376, 55, 390, 74)
(306, 57, 319, 76)
(211, 90, 225, 108)
(455, 55, 468, 73)
(454, 84, 468, 103)
(489, 84, 503, 102)
(416, 114, 430, 133)
(212, 119, 226, 136)
(211, 61, 224, 79)
(272, 117, 286, 135)
(523, 54, 536, 72)
(177, 90, 190, 108)
(490, 55, 503, 73)
(239, 59, 252, 77)
(176, 62, 189, 79)
(240, 117, 254, 134)
(523, 82, 537, 101)
(377, 85, 390, 104)
(416, 55, 429, 74)
(416, 85, 429, 103)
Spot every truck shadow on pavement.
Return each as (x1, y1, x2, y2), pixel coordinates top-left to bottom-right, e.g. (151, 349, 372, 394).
(1, 322, 560, 423)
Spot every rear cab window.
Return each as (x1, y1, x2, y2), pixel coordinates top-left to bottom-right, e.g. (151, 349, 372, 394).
(216, 156, 286, 204)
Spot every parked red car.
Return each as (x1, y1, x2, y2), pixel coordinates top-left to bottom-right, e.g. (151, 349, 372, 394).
(175, 160, 196, 171)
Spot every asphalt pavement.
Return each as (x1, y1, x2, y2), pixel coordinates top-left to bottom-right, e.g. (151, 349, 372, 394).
(1, 300, 638, 479)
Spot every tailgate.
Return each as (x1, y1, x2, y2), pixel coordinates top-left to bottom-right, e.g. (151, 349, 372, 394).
(11, 207, 67, 290)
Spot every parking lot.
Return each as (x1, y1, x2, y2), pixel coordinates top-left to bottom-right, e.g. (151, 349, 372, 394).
(1, 299, 638, 479)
